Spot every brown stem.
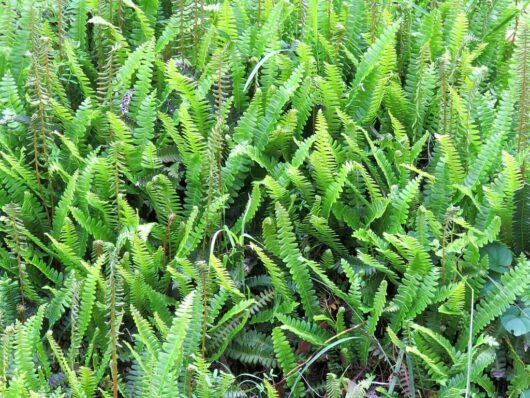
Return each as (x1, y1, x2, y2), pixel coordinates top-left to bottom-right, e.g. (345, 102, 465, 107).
(8, 209, 26, 319)
(31, 53, 52, 227)
(162, 214, 176, 266)
(109, 261, 119, 398)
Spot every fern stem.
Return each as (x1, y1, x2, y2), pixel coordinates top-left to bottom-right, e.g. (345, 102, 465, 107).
(8, 208, 26, 318)
(96, 0, 104, 68)
(113, 145, 120, 223)
(464, 288, 474, 398)
(117, 0, 123, 30)
(40, 39, 56, 218)
(187, 365, 194, 396)
(109, 259, 119, 398)
(30, 51, 52, 226)
(327, 0, 331, 39)
(107, 51, 115, 111)
(162, 214, 176, 266)
(217, 54, 223, 112)
(517, 22, 529, 174)
(193, 0, 202, 63)
(179, 0, 185, 58)
(200, 266, 209, 356)
(440, 58, 448, 137)
(57, 0, 63, 64)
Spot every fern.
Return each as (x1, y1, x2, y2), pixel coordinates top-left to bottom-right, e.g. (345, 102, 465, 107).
(153, 291, 195, 396)
(0, 1, 527, 396)
(272, 327, 305, 397)
(274, 202, 319, 318)
(360, 279, 387, 365)
(347, 19, 401, 106)
(70, 258, 100, 363)
(471, 260, 530, 338)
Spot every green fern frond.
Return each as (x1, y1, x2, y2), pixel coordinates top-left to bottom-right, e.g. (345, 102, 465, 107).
(274, 202, 319, 318)
(272, 327, 305, 397)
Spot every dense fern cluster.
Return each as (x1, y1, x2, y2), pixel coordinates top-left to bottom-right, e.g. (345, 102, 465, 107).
(0, 0, 529, 396)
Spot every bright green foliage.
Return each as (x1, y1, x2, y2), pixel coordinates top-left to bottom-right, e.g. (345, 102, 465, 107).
(0, 0, 529, 397)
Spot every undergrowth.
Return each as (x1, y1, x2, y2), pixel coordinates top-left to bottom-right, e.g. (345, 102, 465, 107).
(0, 0, 529, 397)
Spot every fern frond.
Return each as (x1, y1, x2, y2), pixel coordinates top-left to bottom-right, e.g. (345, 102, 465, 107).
(272, 327, 305, 397)
(274, 202, 319, 318)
